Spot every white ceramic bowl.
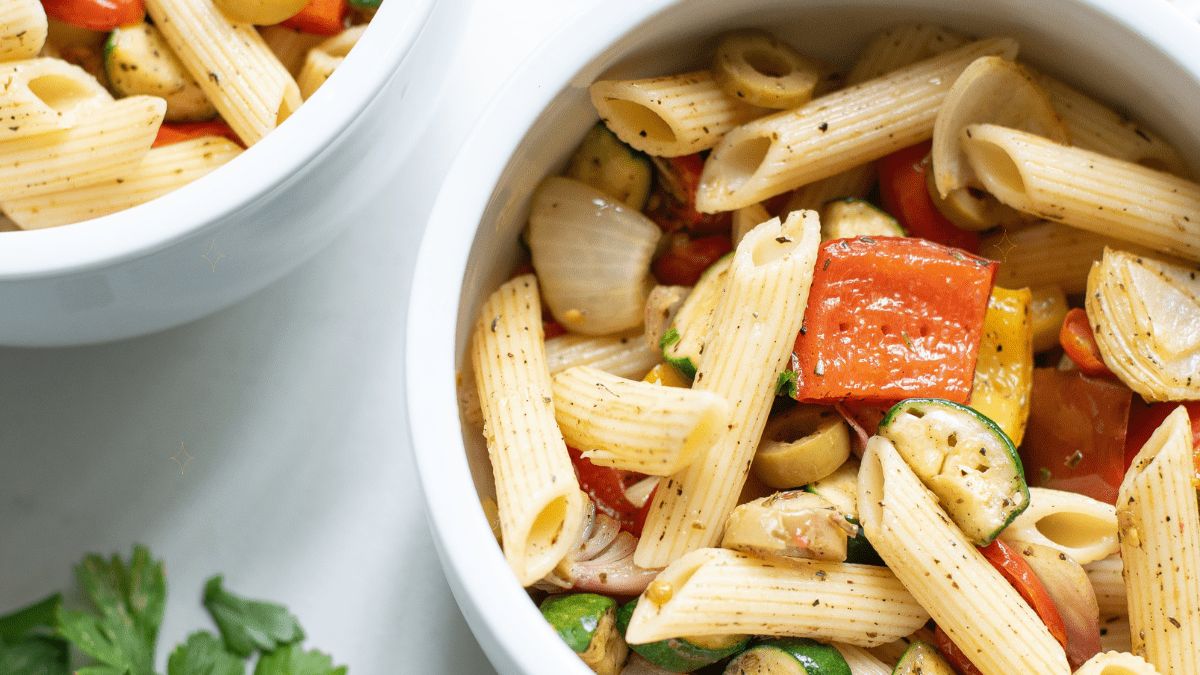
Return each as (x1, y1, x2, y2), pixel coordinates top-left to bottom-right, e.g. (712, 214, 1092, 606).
(0, 0, 460, 347)
(408, 1, 1200, 672)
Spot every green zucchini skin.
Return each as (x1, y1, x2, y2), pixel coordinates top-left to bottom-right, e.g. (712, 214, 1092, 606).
(724, 638, 851, 675)
(566, 123, 653, 210)
(349, 0, 383, 8)
(540, 593, 616, 654)
(843, 517, 885, 566)
(892, 640, 956, 675)
(616, 599, 749, 672)
(878, 398, 1030, 545)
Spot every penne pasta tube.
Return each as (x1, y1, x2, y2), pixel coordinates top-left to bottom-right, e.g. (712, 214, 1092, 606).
(146, 0, 301, 146)
(0, 95, 164, 201)
(1000, 487, 1119, 565)
(0, 0, 47, 62)
(1116, 407, 1200, 673)
(471, 275, 589, 586)
(590, 70, 762, 158)
(696, 38, 1018, 212)
(1036, 72, 1189, 177)
(1074, 651, 1163, 675)
(858, 435, 1070, 674)
(544, 331, 660, 381)
(0, 58, 112, 141)
(624, 548, 929, 647)
(2, 137, 240, 229)
(834, 643, 892, 675)
(1085, 555, 1126, 618)
(963, 124, 1200, 263)
(297, 25, 365, 100)
(1100, 615, 1133, 654)
(635, 210, 821, 568)
(551, 365, 729, 476)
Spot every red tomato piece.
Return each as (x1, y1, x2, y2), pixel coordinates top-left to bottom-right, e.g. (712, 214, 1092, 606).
(153, 121, 243, 148)
(878, 142, 981, 252)
(542, 319, 566, 340)
(568, 449, 653, 536)
(1059, 308, 1113, 378)
(979, 539, 1070, 648)
(933, 627, 985, 675)
(1125, 400, 1200, 479)
(651, 234, 732, 286)
(1022, 369, 1131, 504)
(282, 0, 348, 35)
(835, 401, 889, 454)
(646, 154, 731, 236)
(792, 237, 998, 404)
(42, 0, 144, 31)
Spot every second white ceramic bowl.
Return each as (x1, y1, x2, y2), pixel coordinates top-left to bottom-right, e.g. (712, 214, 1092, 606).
(408, 1, 1200, 672)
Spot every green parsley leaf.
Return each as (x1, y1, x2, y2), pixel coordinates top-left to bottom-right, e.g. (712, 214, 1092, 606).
(57, 545, 165, 675)
(0, 594, 62, 643)
(167, 631, 244, 675)
(203, 577, 304, 658)
(253, 645, 346, 675)
(0, 636, 69, 675)
(775, 369, 798, 398)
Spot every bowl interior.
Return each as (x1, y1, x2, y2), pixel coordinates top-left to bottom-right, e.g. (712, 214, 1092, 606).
(417, 0, 1200, 672)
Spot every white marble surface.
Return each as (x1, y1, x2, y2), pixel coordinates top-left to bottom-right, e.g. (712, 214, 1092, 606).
(0, 1, 585, 673)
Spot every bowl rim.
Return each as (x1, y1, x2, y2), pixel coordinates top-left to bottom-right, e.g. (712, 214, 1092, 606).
(0, 0, 437, 280)
(406, 0, 1200, 673)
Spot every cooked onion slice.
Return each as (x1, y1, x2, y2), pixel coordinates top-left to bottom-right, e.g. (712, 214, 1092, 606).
(530, 177, 660, 335)
(540, 506, 659, 596)
(1086, 248, 1200, 401)
(1018, 543, 1102, 669)
(931, 56, 1066, 230)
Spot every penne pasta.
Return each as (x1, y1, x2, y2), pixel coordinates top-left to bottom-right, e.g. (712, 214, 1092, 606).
(1116, 407, 1200, 673)
(2, 137, 240, 229)
(297, 25, 365, 100)
(858, 435, 1070, 674)
(1100, 615, 1134, 654)
(1074, 651, 1163, 675)
(963, 124, 1200, 263)
(146, 0, 301, 146)
(1000, 487, 1119, 565)
(696, 38, 1018, 212)
(544, 331, 660, 381)
(635, 211, 820, 568)
(471, 275, 589, 586)
(0, 58, 112, 141)
(1085, 555, 1126, 618)
(624, 548, 929, 647)
(0, 0, 47, 63)
(259, 25, 326, 78)
(834, 643, 892, 675)
(981, 221, 1140, 295)
(551, 365, 729, 476)
(590, 70, 762, 158)
(0, 95, 164, 202)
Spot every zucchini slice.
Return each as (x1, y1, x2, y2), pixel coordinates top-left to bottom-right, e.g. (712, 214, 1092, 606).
(819, 199, 905, 241)
(660, 254, 732, 379)
(104, 24, 216, 122)
(803, 460, 859, 518)
(616, 599, 748, 672)
(878, 398, 1030, 545)
(722, 491, 856, 561)
(540, 593, 628, 675)
(892, 641, 955, 675)
(725, 639, 851, 675)
(566, 123, 653, 210)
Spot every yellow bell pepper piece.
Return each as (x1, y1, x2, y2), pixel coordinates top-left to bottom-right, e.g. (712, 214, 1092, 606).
(970, 286, 1034, 445)
(642, 362, 690, 388)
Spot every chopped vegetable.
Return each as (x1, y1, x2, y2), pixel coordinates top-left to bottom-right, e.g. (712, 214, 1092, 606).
(616, 600, 748, 672)
(1059, 308, 1112, 378)
(723, 638, 851, 675)
(0, 594, 68, 675)
(202, 576, 304, 658)
(802, 460, 858, 518)
(892, 640, 955, 675)
(969, 287, 1033, 444)
(818, 198, 905, 241)
(253, 644, 347, 675)
(569, 448, 653, 536)
(105, 24, 217, 122)
(348, 0, 382, 8)
(167, 631, 244, 675)
(721, 491, 856, 561)
(1030, 285, 1069, 353)
(540, 594, 627, 675)
(792, 237, 998, 404)
(978, 539, 1069, 649)
(566, 123, 653, 210)
(660, 254, 732, 379)
(43, 0, 145, 32)
(283, 0, 349, 36)
(712, 29, 823, 109)
(1124, 399, 1200, 475)
(932, 627, 983, 675)
(753, 405, 850, 489)
(652, 234, 733, 286)
(1021, 369, 1131, 504)
(646, 155, 731, 236)
(154, 121, 242, 148)
(214, 0, 310, 26)
(1017, 543, 1101, 668)
(879, 398, 1029, 545)
(878, 142, 980, 252)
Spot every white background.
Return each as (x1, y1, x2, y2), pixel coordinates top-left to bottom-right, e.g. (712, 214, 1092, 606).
(0, 1, 587, 673)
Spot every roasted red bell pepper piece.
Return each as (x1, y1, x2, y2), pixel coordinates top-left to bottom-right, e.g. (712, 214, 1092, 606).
(646, 154, 731, 236)
(879, 142, 980, 252)
(791, 237, 997, 404)
(153, 121, 243, 149)
(1059, 308, 1113, 378)
(1125, 400, 1200, 481)
(1022, 369, 1131, 504)
(979, 539, 1070, 648)
(282, 0, 348, 35)
(652, 234, 732, 286)
(42, 0, 144, 31)
(568, 449, 654, 536)
(933, 626, 985, 675)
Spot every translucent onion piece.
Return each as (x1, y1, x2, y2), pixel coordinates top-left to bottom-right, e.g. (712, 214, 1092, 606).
(540, 509, 659, 595)
(1086, 249, 1200, 402)
(1018, 543, 1102, 668)
(530, 177, 660, 335)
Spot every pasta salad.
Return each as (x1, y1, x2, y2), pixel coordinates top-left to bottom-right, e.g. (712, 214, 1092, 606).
(0, 0, 377, 231)
(465, 24, 1200, 675)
